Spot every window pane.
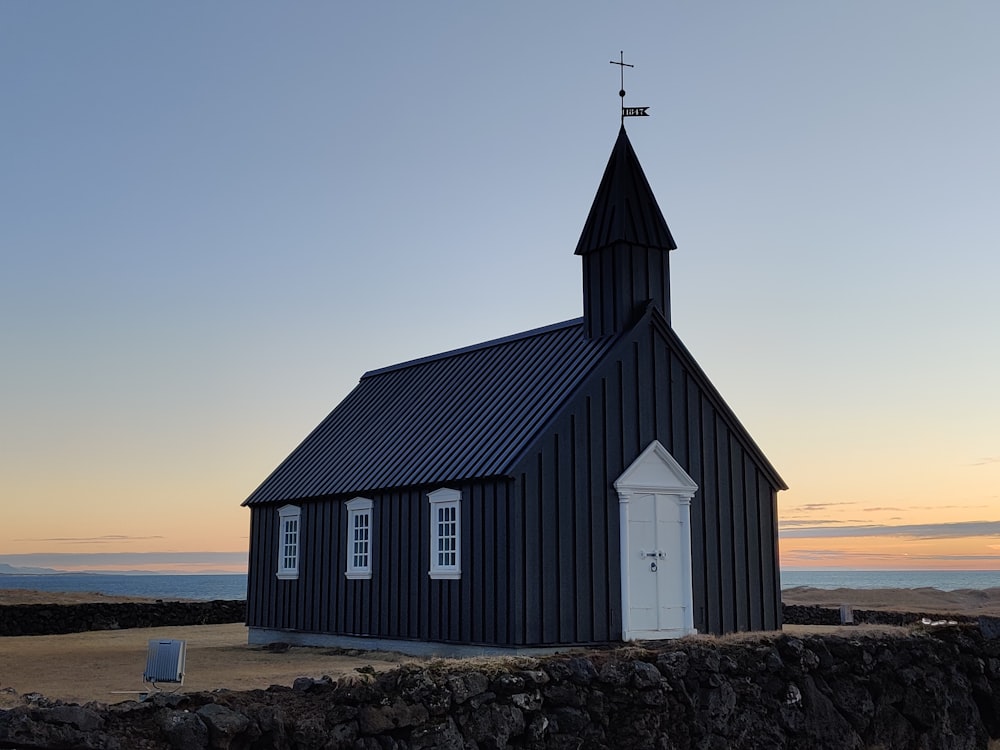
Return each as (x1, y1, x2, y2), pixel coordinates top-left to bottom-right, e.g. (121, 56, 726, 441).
(282, 518, 299, 570)
(348, 509, 372, 572)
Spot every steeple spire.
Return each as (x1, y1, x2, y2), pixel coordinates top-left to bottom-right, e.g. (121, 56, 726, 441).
(576, 127, 677, 338)
(575, 126, 676, 255)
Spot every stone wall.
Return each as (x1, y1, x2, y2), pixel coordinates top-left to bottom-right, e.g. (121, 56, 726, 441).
(0, 600, 246, 636)
(2, 625, 999, 749)
(781, 603, 975, 627)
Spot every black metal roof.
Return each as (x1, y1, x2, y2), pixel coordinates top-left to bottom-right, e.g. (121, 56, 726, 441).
(243, 319, 618, 505)
(575, 125, 677, 255)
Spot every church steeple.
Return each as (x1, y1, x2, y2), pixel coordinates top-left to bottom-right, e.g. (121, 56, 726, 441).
(576, 125, 676, 338)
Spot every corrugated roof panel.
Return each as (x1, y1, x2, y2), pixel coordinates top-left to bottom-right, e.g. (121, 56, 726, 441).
(243, 319, 617, 505)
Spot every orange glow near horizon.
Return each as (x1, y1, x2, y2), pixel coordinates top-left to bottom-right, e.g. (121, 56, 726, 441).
(779, 536, 1000, 571)
(4, 411, 998, 574)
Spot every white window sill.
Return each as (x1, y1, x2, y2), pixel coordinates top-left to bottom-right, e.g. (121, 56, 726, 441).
(345, 571, 372, 580)
(428, 570, 461, 580)
(275, 571, 299, 580)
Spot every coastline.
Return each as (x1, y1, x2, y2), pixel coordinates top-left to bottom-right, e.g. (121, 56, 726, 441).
(8, 583, 1000, 614)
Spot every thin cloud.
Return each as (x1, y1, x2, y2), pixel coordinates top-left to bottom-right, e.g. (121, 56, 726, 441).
(786, 502, 857, 512)
(911, 505, 989, 511)
(780, 518, 874, 529)
(14, 535, 165, 544)
(786, 549, 1000, 563)
(864, 507, 906, 512)
(0, 552, 247, 569)
(780, 520, 1000, 540)
(784, 549, 906, 563)
(969, 456, 1000, 466)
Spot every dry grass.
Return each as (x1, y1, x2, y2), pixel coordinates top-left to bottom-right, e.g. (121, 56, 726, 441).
(0, 588, 167, 606)
(0, 623, 420, 707)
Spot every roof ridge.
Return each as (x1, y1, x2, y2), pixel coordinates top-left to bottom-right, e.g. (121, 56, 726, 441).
(362, 318, 584, 379)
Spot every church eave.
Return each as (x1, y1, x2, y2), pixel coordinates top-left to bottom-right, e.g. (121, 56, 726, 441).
(241, 319, 618, 507)
(647, 309, 789, 491)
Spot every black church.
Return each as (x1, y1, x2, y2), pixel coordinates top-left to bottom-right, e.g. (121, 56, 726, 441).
(242, 124, 786, 655)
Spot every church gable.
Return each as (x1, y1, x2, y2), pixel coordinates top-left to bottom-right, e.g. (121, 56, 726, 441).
(500, 303, 784, 637)
(506, 303, 784, 497)
(646, 308, 786, 492)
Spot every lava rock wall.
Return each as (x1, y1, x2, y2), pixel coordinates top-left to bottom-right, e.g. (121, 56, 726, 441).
(0, 600, 246, 636)
(781, 603, 974, 627)
(2, 626, 999, 749)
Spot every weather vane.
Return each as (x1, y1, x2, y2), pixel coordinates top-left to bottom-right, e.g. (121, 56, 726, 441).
(610, 51, 649, 123)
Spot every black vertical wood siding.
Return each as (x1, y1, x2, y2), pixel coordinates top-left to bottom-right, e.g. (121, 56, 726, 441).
(246, 311, 782, 645)
(247, 479, 525, 647)
(505, 313, 782, 640)
(583, 244, 671, 339)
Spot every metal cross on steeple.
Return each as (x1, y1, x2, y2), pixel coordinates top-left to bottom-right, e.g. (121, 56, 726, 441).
(610, 51, 633, 111)
(610, 51, 649, 123)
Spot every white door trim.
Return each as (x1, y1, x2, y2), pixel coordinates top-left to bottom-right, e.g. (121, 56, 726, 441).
(615, 440, 698, 640)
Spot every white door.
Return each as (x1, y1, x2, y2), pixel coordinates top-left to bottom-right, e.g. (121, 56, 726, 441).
(615, 440, 697, 640)
(627, 492, 686, 635)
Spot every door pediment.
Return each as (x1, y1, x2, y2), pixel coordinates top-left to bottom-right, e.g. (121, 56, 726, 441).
(615, 440, 697, 497)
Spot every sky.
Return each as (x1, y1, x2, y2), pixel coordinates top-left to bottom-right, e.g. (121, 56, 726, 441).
(1, 2, 998, 574)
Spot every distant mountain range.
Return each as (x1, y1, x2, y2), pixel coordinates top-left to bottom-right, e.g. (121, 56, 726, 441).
(0, 563, 241, 576)
(0, 563, 159, 576)
(0, 563, 60, 575)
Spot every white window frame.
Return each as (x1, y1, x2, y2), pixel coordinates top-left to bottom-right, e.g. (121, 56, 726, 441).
(428, 488, 461, 580)
(276, 505, 301, 580)
(345, 497, 374, 580)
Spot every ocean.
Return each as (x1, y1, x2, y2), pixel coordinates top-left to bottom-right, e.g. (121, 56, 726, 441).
(780, 569, 999, 591)
(0, 573, 247, 601)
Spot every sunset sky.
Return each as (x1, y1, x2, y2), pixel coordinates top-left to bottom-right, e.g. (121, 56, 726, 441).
(2, 2, 998, 574)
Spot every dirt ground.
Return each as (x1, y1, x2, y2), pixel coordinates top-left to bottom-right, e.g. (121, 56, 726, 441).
(2, 586, 996, 707)
(0, 622, 417, 707)
(0, 589, 421, 707)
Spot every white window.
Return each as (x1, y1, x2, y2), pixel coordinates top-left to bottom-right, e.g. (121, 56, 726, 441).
(345, 497, 374, 579)
(276, 505, 301, 580)
(428, 488, 461, 579)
